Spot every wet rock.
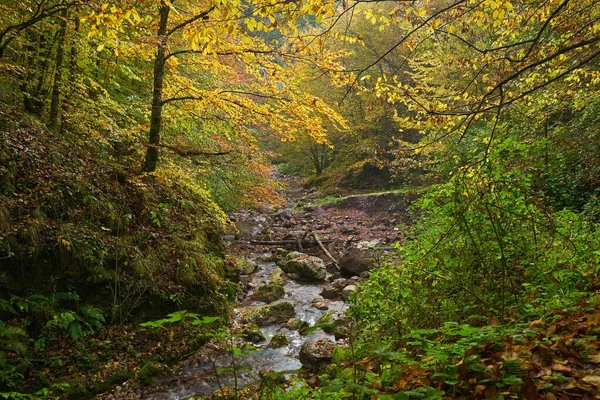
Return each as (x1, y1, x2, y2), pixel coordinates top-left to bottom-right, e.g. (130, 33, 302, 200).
(332, 278, 348, 290)
(299, 339, 335, 371)
(253, 284, 285, 303)
(342, 285, 358, 301)
(286, 318, 310, 332)
(311, 298, 329, 310)
(320, 285, 341, 300)
(267, 333, 289, 348)
(241, 323, 266, 343)
(348, 276, 363, 286)
(235, 258, 256, 275)
(241, 300, 296, 326)
(269, 266, 286, 286)
(278, 251, 326, 280)
(339, 248, 372, 276)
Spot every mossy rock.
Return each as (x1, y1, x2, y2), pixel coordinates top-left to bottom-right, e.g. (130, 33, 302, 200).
(269, 266, 286, 286)
(277, 252, 326, 280)
(267, 333, 289, 348)
(285, 317, 310, 332)
(241, 300, 295, 326)
(253, 284, 285, 303)
(235, 258, 256, 275)
(241, 323, 266, 343)
(139, 361, 173, 386)
(276, 248, 289, 259)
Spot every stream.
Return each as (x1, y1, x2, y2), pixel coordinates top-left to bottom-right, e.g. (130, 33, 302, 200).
(145, 180, 350, 399)
(144, 176, 413, 399)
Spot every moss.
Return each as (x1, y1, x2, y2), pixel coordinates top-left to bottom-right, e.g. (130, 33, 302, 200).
(267, 333, 289, 348)
(254, 284, 285, 303)
(241, 300, 295, 326)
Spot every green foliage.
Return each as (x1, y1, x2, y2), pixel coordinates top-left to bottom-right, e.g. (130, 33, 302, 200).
(140, 310, 219, 328)
(352, 134, 600, 344)
(0, 292, 104, 391)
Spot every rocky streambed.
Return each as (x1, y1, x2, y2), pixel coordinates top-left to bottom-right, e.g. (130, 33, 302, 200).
(144, 177, 416, 399)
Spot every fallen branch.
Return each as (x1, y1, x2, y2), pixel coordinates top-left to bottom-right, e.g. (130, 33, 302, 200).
(313, 233, 339, 268)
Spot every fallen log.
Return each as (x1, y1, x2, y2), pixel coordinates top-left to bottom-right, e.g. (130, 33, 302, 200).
(249, 239, 333, 246)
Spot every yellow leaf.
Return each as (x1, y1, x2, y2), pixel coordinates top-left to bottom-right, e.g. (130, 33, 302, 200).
(96, 43, 105, 52)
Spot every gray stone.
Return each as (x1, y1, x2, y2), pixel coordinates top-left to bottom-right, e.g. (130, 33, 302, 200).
(278, 252, 326, 280)
(299, 339, 335, 370)
(339, 248, 372, 276)
(320, 285, 341, 299)
(342, 285, 358, 301)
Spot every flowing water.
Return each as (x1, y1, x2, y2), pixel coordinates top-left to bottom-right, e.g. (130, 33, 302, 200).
(145, 243, 348, 400)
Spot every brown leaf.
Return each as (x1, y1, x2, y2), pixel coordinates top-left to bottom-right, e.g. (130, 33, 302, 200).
(519, 377, 540, 400)
(551, 362, 574, 375)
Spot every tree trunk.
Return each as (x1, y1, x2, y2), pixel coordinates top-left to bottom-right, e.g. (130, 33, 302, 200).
(144, 1, 170, 172)
(48, 8, 69, 129)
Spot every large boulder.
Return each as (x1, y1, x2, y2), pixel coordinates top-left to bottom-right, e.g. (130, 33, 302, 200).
(241, 300, 296, 326)
(339, 248, 372, 276)
(252, 284, 285, 303)
(299, 339, 335, 371)
(278, 252, 326, 280)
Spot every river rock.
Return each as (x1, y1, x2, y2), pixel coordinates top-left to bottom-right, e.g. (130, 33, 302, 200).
(241, 300, 296, 326)
(286, 318, 310, 332)
(267, 333, 289, 348)
(278, 252, 326, 280)
(241, 323, 266, 343)
(253, 284, 285, 303)
(299, 339, 335, 370)
(339, 248, 371, 276)
(342, 285, 358, 301)
(235, 258, 256, 275)
(269, 266, 286, 286)
(323, 318, 351, 340)
(311, 298, 329, 310)
(320, 285, 341, 299)
(332, 278, 348, 290)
